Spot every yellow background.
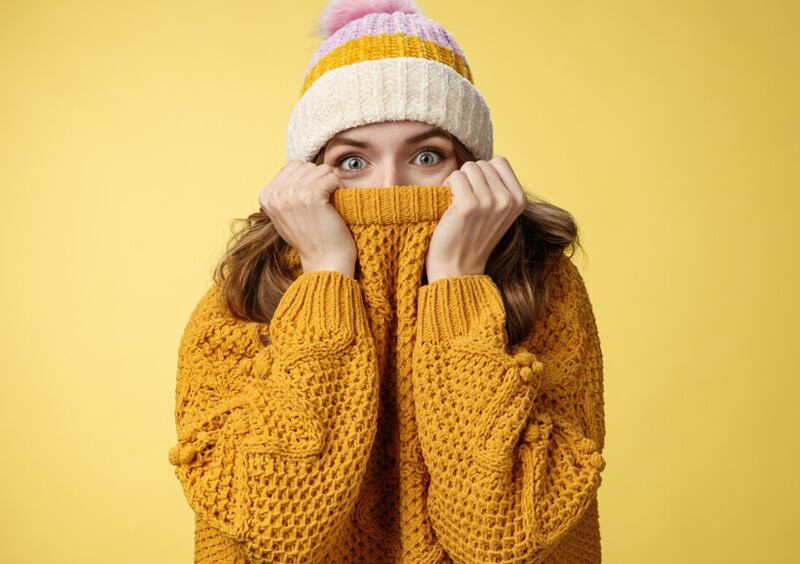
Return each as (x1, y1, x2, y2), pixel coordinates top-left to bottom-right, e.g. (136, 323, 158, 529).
(2, 1, 798, 562)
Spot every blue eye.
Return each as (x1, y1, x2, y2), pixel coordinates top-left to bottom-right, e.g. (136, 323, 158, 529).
(416, 149, 443, 166)
(338, 155, 367, 172)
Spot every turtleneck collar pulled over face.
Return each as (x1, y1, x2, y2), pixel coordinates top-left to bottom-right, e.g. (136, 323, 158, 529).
(282, 184, 455, 290)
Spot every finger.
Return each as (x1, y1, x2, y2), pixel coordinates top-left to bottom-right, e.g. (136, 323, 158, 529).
(460, 161, 492, 206)
(490, 155, 526, 201)
(313, 168, 343, 198)
(445, 170, 475, 209)
(474, 160, 511, 199)
(276, 159, 305, 183)
(285, 160, 319, 185)
(305, 163, 339, 186)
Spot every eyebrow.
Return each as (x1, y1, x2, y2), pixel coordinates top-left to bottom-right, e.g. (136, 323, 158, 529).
(326, 128, 451, 150)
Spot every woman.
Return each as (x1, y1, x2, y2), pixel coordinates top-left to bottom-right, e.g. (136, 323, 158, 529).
(167, 1, 606, 563)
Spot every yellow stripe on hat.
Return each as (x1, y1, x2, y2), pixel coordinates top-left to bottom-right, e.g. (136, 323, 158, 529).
(301, 33, 473, 95)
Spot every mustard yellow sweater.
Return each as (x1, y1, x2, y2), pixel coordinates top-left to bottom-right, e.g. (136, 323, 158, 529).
(168, 184, 607, 563)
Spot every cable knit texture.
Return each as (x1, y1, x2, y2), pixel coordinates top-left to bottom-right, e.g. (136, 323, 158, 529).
(168, 184, 607, 563)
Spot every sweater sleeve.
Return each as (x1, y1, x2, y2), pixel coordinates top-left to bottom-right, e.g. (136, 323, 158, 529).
(411, 256, 606, 563)
(167, 270, 380, 562)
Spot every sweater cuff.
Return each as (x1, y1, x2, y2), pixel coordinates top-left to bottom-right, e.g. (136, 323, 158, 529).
(270, 270, 364, 349)
(416, 274, 506, 345)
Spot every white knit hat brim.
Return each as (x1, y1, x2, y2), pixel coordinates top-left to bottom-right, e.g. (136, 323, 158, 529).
(285, 57, 493, 163)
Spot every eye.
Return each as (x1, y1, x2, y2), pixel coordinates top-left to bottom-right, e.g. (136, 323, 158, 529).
(336, 154, 367, 172)
(415, 148, 444, 166)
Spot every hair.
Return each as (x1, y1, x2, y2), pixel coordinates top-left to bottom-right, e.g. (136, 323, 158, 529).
(212, 127, 583, 348)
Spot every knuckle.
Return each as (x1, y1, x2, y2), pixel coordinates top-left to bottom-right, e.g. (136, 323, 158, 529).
(298, 189, 316, 206)
(477, 199, 493, 211)
(496, 194, 511, 207)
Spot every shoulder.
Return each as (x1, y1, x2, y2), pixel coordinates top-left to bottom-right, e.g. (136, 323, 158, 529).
(179, 282, 265, 361)
(544, 253, 597, 330)
(548, 252, 590, 303)
(521, 252, 597, 352)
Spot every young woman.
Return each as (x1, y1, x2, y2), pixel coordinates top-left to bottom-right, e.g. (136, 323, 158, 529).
(168, 2, 606, 563)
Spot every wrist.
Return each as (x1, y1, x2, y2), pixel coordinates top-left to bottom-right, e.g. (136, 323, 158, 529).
(302, 260, 355, 279)
(426, 262, 485, 284)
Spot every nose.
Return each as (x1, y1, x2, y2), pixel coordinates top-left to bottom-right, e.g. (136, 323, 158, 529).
(381, 166, 408, 187)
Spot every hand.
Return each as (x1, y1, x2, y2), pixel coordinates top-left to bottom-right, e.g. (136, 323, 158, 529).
(259, 160, 357, 277)
(426, 155, 528, 284)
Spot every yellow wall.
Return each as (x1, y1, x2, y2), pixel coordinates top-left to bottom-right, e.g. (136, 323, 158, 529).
(1, 1, 797, 562)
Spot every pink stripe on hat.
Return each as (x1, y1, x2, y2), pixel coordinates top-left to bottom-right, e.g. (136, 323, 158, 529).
(304, 12, 468, 76)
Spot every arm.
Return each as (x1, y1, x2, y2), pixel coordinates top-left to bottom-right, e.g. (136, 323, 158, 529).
(412, 255, 606, 563)
(167, 270, 379, 562)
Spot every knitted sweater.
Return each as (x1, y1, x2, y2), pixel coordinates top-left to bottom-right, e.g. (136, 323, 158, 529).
(168, 184, 607, 563)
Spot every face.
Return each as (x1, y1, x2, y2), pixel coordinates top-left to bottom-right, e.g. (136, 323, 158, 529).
(321, 120, 460, 188)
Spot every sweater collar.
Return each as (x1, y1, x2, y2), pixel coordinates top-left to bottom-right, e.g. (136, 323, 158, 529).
(330, 184, 453, 226)
(282, 184, 454, 285)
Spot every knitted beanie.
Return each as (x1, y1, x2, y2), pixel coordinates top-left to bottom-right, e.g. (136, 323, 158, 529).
(285, 0, 493, 163)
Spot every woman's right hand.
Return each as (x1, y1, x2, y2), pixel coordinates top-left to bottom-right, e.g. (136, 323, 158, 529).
(259, 160, 356, 277)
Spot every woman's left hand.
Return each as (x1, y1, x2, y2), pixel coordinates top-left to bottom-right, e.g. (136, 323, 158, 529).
(425, 155, 528, 284)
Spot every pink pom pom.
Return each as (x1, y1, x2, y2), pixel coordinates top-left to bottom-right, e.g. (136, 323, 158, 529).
(316, 0, 422, 39)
